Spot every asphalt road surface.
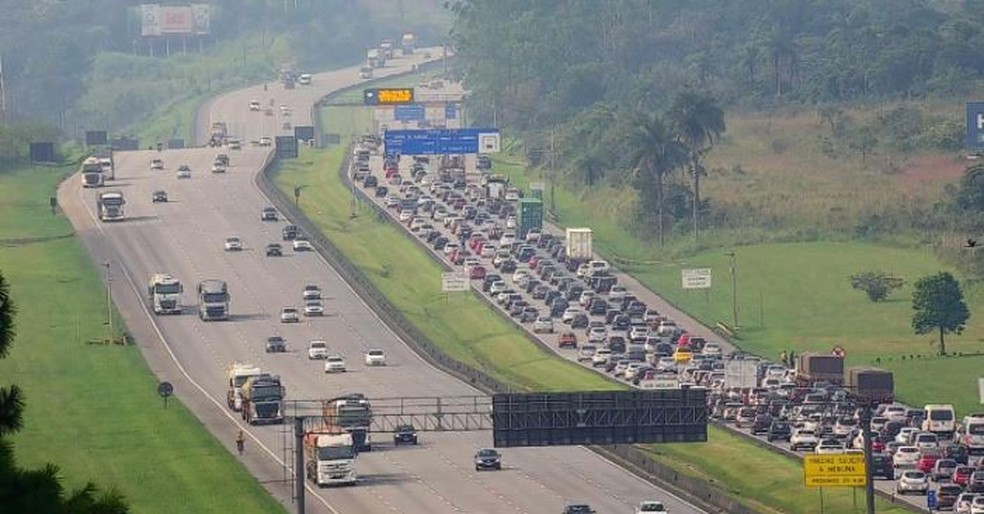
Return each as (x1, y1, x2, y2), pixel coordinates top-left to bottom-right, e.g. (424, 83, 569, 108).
(58, 53, 707, 514)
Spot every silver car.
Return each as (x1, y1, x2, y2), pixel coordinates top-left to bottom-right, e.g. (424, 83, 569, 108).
(280, 307, 300, 323)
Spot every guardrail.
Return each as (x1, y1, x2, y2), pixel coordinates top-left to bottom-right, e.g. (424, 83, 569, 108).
(254, 65, 764, 514)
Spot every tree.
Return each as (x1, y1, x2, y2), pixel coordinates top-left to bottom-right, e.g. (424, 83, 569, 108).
(629, 113, 687, 247)
(668, 91, 726, 246)
(0, 271, 129, 513)
(849, 271, 905, 302)
(911, 272, 970, 356)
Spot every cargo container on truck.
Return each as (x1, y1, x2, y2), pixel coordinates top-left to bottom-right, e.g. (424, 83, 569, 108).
(795, 353, 844, 385)
(845, 367, 894, 404)
(304, 432, 357, 486)
(565, 228, 593, 272)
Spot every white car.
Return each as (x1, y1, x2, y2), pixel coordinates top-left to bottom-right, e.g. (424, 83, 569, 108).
(591, 348, 612, 366)
(790, 430, 819, 451)
(280, 308, 300, 323)
(480, 244, 496, 258)
(364, 349, 386, 366)
(293, 238, 313, 251)
(499, 232, 516, 246)
(608, 285, 628, 302)
(814, 439, 845, 454)
(531, 316, 554, 334)
(150, 159, 164, 170)
(259, 136, 273, 146)
(211, 163, 226, 173)
(224, 237, 243, 251)
(561, 307, 585, 324)
(511, 270, 530, 284)
(972, 496, 984, 514)
(177, 166, 192, 179)
(303, 301, 324, 316)
(302, 285, 322, 301)
(896, 427, 919, 445)
(896, 470, 929, 495)
(324, 355, 346, 373)
(587, 326, 607, 343)
(399, 209, 414, 222)
(635, 500, 668, 514)
(893, 446, 921, 468)
(249, 100, 261, 111)
(308, 340, 329, 360)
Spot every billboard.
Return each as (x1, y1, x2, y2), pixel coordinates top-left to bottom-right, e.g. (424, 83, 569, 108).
(681, 268, 711, 289)
(85, 130, 108, 146)
(394, 104, 426, 122)
(141, 4, 210, 36)
(384, 128, 501, 156)
(364, 88, 415, 106)
(29, 142, 56, 163)
(275, 136, 298, 159)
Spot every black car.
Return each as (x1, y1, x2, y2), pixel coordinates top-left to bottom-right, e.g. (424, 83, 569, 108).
(265, 336, 287, 353)
(374, 186, 388, 197)
(500, 260, 517, 273)
(363, 175, 378, 188)
(474, 448, 502, 471)
(943, 443, 969, 465)
(937, 484, 962, 510)
(870, 454, 894, 480)
(751, 414, 773, 435)
(151, 190, 168, 203)
(562, 505, 595, 514)
(393, 424, 418, 445)
(282, 225, 299, 240)
(265, 243, 283, 257)
(767, 421, 792, 442)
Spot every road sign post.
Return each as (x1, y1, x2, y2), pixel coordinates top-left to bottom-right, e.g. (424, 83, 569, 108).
(157, 381, 173, 408)
(927, 490, 937, 512)
(681, 268, 712, 290)
(803, 454, 867, 487)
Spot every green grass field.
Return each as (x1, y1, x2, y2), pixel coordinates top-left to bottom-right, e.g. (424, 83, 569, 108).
(271, 89, 918, 512)
(0, 163, 285, 514)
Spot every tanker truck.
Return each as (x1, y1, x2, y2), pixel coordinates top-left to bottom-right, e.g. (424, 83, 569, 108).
(147, 273, 183, 315)
(304, 431, 357, 486)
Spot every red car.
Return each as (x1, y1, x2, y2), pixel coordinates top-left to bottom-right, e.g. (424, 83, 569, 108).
(954, 466, 974, 486)
(529, 256, 541, 269)
(559, 332, 578, 349)
(469, 265, 487, 280)
(917, 453, 941, 473)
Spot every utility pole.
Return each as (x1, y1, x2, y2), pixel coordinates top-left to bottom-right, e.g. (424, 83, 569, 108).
(860, 401, 876, 514)
(725, 251, 738, 330)
(103, 262, 114, 343)
(0, 55, 7, 123)
(549, 130, 556, 214)
(294, 417, 306, 514)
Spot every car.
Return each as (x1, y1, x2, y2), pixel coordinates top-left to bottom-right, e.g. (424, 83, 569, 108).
(558, 331, 578, 349)
(957, 493, 979, 514)
(308, 340, 329, 359)
(474, 448, 502, 471)
(293, 238, 313, 251)
(365, 349, 386, 366)
(562, 505, 595, 514)
(224, 237, 243, 251)
(259, 136, 273, 146)
(265, 243, 283, 257)
(576, 344, 597, 362)
(532, 316, 554, 334)
(176, 165, 191, 179)
(227, 139, 242, 150)
(955, 466, 976, 487)
(790, 429, 819, 451)
(871, 454, 895, 480)
(280, 307, 300, 323)
(261, 206, 279, 221)
(815, 438, 845, 454)
(635, 500, 669, 513)
(702, 342, 722, 357)
(938, 484, 964, 511)
(303, 300, 323, 316)
(211, 163, 226, 173)
(324, 355, 346, 373)
(303, 285, 322, 301)
(894, 446, 921, 468)
(151, 190, 168, 203)
(767, 421, 793, 442)
(393, 424, 418, 445)
(249, 100, 261, 111)
(896, 470, 929, 495)
(150, 159, 164, 170)
(933, 458, 958, 482)
(282, 225, 299, 240)
(265, 336, 286, 353)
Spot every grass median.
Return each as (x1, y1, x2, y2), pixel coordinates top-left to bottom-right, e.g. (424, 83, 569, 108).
(274, 135, 917, 512)
(0, 163, 285, 514)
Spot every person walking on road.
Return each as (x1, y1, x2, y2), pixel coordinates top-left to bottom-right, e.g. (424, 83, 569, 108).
(236, 430, 245, 456)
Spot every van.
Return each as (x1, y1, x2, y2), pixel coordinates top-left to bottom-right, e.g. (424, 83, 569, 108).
(923, 404, 957, 437)
(958, 414, 984, 453)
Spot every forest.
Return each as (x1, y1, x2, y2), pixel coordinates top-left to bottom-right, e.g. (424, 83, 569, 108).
(447, 0, 984, 247)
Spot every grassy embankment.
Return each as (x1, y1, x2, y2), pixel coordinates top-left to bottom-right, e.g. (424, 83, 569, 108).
(493, 103, 984, 417)
(273, 89, 917, 512)
(0, 163, 285, 513)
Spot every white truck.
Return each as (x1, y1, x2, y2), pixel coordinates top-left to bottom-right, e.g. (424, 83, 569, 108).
(226, 362, 263, 412)
(147, 273, 183, 315)
(96, 191, 125, 221)
(81, 157, 104, 188)
(958, 414, 984, 454)
(197, 279, 229, 321)
(565, 228, 593, 260)
(367, 49, 383, 68)
(304, 432, 357, 486)
(401, 32, 416, 55)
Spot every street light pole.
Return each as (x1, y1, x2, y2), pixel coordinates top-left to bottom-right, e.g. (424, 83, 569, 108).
(725, 252, 738, 330)
(549, 129, 556, 214)
(103, 261, 114, 343)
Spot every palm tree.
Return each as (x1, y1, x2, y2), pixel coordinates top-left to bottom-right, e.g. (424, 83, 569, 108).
(629, 113, 687, 247)
(669, 91, 726, 246)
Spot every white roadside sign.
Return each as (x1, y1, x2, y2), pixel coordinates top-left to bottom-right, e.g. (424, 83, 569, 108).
(639, 378, 680, 390)
(681, 268, 712, 289)
(441, 272, 470, 292)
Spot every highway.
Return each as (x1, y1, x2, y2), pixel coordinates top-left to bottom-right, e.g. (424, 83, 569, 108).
(58, 51, 708, 514)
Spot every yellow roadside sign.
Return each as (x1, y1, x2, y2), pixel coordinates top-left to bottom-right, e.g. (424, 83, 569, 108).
(803, 454, 867, 488)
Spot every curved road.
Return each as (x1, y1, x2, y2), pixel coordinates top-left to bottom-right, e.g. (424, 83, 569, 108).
(58, 52, 707, 513)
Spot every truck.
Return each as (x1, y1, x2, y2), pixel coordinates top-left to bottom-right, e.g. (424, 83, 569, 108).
(324, 396, 372, 452)
(304, 432, 357, 486)
(380, 38, 394, 59)
(845, 367, 894, 404)
(197, 279, 229, 321)
(367, 49, 383, 68)
(241, 374, 285, 425)
(96, 191, 125, 221)
(958, 414, 984, 454)
(147, 273, 183, 315)
(401, 32, 416, 55)
(81, 157, 104, 188)
(209, 122, 227, 147)
(565, 228, 594, 270)
(724, 359, 760, 389)
(95, 149, 115, 180)
(226, 362, 263, 411)
(795, 353, 844, 386)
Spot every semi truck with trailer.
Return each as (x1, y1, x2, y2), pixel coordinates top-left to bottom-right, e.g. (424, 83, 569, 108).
(81, 157, 104, 188)
(241, 374, 284, 425)
(96, 191, 125, 221)
(226, 362, 263, 412)
(95, 149, 115, 180)
(401, 32, 416, 55)
(324, 397, 372, 452)
(147, 273, 183, 315)
(197, 279, 229, 321)
(304, 432, 357, 486)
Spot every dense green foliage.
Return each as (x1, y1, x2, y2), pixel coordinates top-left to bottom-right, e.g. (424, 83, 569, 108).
(1, 0, 447, 131)
(0, 271, 128, 513)
(912, 271, 970, 355)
